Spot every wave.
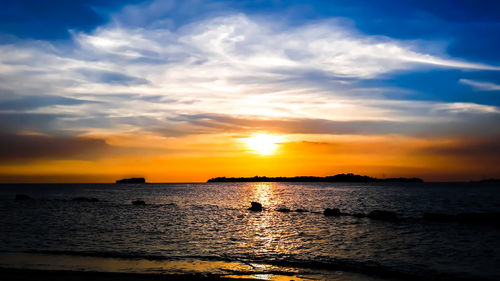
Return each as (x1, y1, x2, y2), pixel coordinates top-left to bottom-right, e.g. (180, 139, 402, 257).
(12, 250, 491, 281)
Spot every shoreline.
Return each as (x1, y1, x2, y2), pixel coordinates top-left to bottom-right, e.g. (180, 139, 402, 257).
(0, 252, 487, 281)
(0, 267, 259, 281)
(0, 252, 386, 281)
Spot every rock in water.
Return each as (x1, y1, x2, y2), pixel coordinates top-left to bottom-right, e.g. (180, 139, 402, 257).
(15, 194, 33, 200)
(367, 210, 398, 221)
(323, 208, 341, 216)
(132, 200, 146, 205)
(277, 208, 291, 213)
(248, 202, 262, 211)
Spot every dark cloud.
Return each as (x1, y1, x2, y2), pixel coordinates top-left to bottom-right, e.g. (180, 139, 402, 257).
(418, 137, 500, 158)
(2, 110, 498, 140)
(0, 113, 65, 134)
(63, 115, 166, 130)
(0, 133, 111, 162)
(0, 133, 172, 163)
(75, 93, 176, 103)
(166, 113, 500, 137)
(0, 95, 98, 110)
(165, 114, 417, 136)
(77, 69, 150, 85)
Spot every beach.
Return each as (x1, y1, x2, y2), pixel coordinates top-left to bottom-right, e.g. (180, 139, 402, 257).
(0, 268, 241, 281)
(0, 252, 383, 281)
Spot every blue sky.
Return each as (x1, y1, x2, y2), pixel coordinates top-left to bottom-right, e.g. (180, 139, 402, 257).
(0, 0, 499, 181)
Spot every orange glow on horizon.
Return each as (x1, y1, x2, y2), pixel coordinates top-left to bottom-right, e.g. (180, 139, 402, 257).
(0, 132, 499, 183)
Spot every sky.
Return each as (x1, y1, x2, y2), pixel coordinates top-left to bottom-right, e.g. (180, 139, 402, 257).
(0, 0, 499, 182)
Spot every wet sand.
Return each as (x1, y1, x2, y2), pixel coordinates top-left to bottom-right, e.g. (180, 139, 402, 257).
(0, 267, 259, 281)
(0, 252, 385, 281)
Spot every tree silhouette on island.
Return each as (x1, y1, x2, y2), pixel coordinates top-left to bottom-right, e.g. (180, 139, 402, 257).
(207, 173, 423, 183)
(116, 177, 146, 184)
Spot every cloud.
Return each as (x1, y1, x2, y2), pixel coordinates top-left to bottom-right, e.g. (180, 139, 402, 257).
(0, 113, 66, 134)
(77, 68, 150, 85)
(0, 133, 112, 162)
(0, 132, 172, 163)
(459, 79, 500, 91)
(418, 137, 500, 158)
(0, 95, 98, 111)
(75, 14, 500, 79)
(0, 12, 499, 139)
(162, 111, 500, 137)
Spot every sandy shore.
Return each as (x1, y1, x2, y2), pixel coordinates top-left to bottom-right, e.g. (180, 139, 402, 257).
(0, 267, 261, 281)
(0, 252, 390, 281)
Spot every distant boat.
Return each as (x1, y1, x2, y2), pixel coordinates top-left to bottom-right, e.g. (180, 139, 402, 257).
(115, 177, 146, 184)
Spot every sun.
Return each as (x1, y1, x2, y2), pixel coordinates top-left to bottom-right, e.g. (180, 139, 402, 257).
(244, 133, 282, 155)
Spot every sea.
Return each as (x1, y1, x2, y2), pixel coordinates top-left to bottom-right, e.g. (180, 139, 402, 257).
(0, 182, 499, 280)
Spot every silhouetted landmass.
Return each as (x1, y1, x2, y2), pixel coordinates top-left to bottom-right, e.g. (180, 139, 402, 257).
(116, 177, 146, 184)
(207, 173, 423, 183)
(472, 178, 500, 183)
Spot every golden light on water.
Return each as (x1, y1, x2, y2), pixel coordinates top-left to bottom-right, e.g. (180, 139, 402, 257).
(251, 182, 281, 206)
(244, 134, 283, 155)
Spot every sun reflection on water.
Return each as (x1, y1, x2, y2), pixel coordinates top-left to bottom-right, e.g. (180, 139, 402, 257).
(241, 183, 295, 258)
(252, 182, 281, 207)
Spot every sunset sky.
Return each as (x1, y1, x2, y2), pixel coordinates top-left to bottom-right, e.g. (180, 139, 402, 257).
(1, 0, 499, 182)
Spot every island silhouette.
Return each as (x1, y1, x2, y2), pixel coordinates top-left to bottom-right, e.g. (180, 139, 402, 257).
(207, 173, 423, 183)
(116, 177, 146, 184)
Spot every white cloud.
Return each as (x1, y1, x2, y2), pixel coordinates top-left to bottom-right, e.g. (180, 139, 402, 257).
(459, 79, 500, 91)
(431, 102, 500, 114)
(0, 13, 499, 137)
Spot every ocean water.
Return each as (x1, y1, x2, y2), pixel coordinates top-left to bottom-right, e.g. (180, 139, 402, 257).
(1, 182, 499, 280)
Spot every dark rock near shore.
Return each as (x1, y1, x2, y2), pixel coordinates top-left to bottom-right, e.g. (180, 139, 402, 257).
(132, 200, 146, 205)
(367, 210, 398, 221)
(277, 208, 291, 212)
(248, 202, 262, 211)
(295, 209, 308, 213)
(15, 194, 33, 200)
(72, 197, 99, 202)
(323, 208, 341, 216)
(116, 177, 146, 184)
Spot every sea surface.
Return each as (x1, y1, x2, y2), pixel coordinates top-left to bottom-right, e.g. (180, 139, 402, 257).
(1, 182, 500, 280)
